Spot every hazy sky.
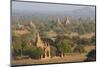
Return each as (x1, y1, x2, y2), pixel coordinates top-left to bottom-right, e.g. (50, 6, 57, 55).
(12, 1, 95, 13)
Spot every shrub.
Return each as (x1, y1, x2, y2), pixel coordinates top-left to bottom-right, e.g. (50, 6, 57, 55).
(23, 46, 44, 59)
(30, 47, 44, 59)
(73, 45, 85, 53)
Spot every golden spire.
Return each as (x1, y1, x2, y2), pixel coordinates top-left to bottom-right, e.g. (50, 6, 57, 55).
(35, 32, 44, 48)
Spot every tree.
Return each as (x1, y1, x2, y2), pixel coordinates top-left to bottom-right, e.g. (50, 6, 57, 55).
(55, 35, 72, 57)
(84, 49, 96, 61)
(12, 32, 22, 56)
(60, 40, 72, 52)
(20, 33, 34, 57)
(12, 32, 34, 57)
(73, 45, 85, 53)
(59, 40, 72, 57)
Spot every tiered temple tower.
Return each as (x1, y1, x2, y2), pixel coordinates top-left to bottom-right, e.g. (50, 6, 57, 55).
(35, 33, 51, 59)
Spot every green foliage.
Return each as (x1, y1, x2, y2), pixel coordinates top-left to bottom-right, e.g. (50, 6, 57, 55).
(59, 40, 72, 53)
(29, 47, 44, 59)
(12, 16, 95, 35)
(55, 35, 71, 47)
(55, 36, 72, 55)
(23, 45, 35, 55)
(12, 17, 95, 59)
(73, 45, 85, 53)
(12, 32, 22, 56)
(12, 29, 44, 58)
(12, 32, 35, 57)
(21, 44, 44, 59)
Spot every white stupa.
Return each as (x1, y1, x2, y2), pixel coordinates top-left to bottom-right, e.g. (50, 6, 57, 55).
(17, 22, 24, 29)
(65, 17, 70, 24)
(29, 20, 36, 28)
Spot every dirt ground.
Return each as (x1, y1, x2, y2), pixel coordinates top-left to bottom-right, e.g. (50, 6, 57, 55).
(12, 53, 86, 65)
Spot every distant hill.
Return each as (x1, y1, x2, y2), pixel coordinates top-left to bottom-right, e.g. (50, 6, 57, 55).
(71, 7, 95, 17)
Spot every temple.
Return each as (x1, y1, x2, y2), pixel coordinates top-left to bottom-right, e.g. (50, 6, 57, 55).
(35, 33, 51, 59)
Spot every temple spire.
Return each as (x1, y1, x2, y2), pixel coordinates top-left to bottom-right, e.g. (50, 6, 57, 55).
(65, 17, 70, 24)
(35, 32, 44, 48)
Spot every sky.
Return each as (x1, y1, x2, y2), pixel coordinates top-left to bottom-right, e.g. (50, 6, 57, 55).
(12, 1, 95, 17)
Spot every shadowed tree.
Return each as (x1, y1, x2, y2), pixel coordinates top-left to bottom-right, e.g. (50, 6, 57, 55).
(84, 49, 96, 61)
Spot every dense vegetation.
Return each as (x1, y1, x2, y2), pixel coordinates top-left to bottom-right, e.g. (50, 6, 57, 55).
(12, 16, 96, 60)
(12, 16, 95, 35)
